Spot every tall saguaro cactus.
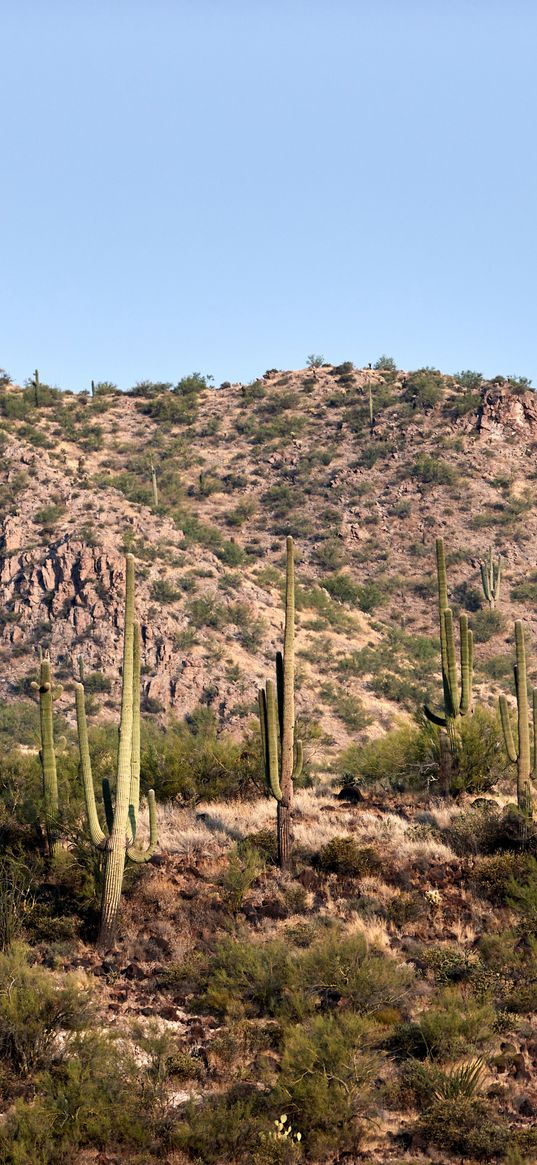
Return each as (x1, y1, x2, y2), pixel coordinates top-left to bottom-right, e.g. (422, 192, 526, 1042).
(31, 655, 65, 855)
(499, 620, 535, 818)
(258, 536, 303, 869)
(480, 549, 501, 609)
(424, 537, 474, 733)
(75, 554, 157, 949)
(150, 457, 159, 508)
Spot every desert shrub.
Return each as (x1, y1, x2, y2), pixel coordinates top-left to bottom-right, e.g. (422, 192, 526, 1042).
(452, 581, 482, 612)
(471, 607, 504, 642)
(417, 1097, 509, 1159)
(335, 720, 431, 791)
(323, 688, 371, 731)
(202, 937, 292, 1018)
(446, 707, 507, 794)
(511, 573, 537, 603)
(274, 1013, 380, 1157)
(374, 355, 397, 371)
(411, 454, 455, 485)
(404, 367, 444, 409)
(0, 1031, 153, 1163)
(33, 503, 66, 529)
(202, 930, 412, 1021)
(241, 829, 279, 865)
(391, 988, 495, 1061)
(455, 370, 483, 390)
(444, 802, 501, 855)
(140, 714, 263, 803)
(297, 932, 413, 1016)
(0, 859, 34, 951)
(403, 1056, 486, 1106)
(480, 652, 513, 679)
(317, 837, 381, 878)
(421, 945, 480, 986)
(0, 946, 92, 1075)
(150, 578, 181, 604)
(219, 845, 265, 915)
(83, 671, 112, 694)
(356, 581, 387, 612)
(321, 573, 360, 604)
(473, 852, 534, 905)
(173, 1092, 262, 1164)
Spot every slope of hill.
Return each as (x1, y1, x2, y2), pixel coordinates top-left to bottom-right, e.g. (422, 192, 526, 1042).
(1, 362, 537, 762)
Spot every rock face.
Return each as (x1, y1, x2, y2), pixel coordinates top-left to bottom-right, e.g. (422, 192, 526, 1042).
(478, 386, 537, 440)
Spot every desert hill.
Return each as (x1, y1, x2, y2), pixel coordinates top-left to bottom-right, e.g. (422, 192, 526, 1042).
(1, 361, 537, 764)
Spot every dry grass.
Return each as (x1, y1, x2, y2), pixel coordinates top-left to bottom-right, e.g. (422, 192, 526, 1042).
(156, 788, 455, 866)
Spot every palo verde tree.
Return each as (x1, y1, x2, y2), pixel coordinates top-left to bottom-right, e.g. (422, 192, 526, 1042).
(499, 620, 535, 819)
(258, 536, 303, 869)
(75, 554, 157, 949)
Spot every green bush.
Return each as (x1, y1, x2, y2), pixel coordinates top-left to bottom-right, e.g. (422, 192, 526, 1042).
(0, 946, 92, 1075)
(317, 837, 381, 878)
(275, 1013, 380, 1157)
(455, 370, 483, 390)
(404, 367, 444, 409)
(201, 929, 412, 1021)
(411, 454, 455, 485)
(140, 713, 263, 803)
(0, 1031, 154, 1163)
(417, 1097, 509, 1159)
(322, 573, 360, 604)
(470, 607, 504, 642)
(391, 987, 495, 1062)
(150, 578, 181, 604)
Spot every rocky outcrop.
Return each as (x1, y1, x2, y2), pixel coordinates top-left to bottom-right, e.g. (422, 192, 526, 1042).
(478, 386, 537, 439)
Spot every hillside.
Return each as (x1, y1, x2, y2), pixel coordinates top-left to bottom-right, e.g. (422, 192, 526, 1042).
(4, 361, 537, 1164)
(1, 362, 537, 760)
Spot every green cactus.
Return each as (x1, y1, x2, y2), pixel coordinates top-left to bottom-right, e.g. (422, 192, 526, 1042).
(424, 537, 474, 731)
(31, 655, 65, 855)
(75, 554, 157, 949)
(480, 548, 501, 609)
(499, 620, 534, 818)
(91, 379, 96, 398)
(33, 369, 40, 408)
(258, 536, 302, 869)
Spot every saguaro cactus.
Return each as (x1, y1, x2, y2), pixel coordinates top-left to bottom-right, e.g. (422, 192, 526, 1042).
(31, 655, 65, 854)
(499, 620, 535, 818)
(258, 536, 303, 869)
(33, 369, 40, 407)
(150, 456, 159, 508)
(75, 554, 157, 949)
(424, 537, 474, 733)
(480, 549, 501, 609)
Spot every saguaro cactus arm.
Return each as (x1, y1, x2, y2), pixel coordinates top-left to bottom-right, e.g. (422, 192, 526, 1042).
(75, 682, 106, 848)
(127, 790, 158, 862)
(129, 622, 142, 838)
(499, 694, 517, 763)
(499, 620, 534, 816)
(258, 681, 283, 801)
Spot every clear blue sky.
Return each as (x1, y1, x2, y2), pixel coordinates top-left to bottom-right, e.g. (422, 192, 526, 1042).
(2, 0, 536, 390)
